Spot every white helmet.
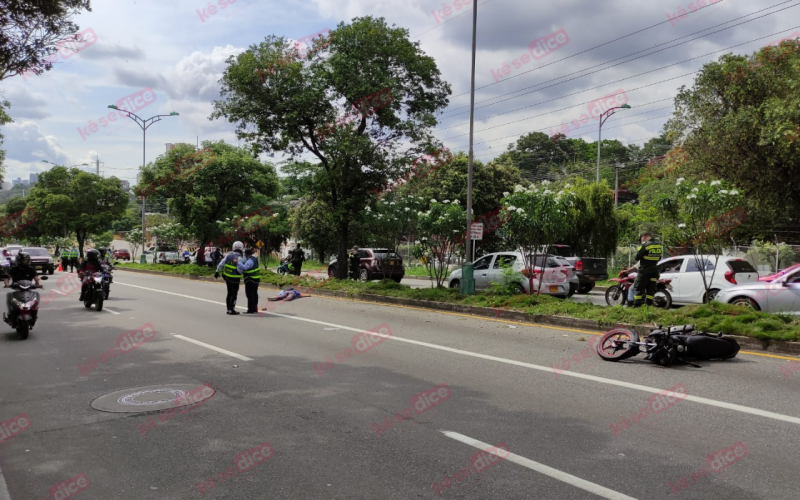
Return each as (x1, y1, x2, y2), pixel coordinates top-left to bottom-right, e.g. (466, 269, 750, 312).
(232, 241, 244, 252)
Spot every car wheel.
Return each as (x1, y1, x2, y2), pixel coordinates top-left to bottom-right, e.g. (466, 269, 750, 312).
(577, 284, 594, 294)
(731, 296, 760, 311)
(512, 283, 525, 294)
(359, 269, 370, 282)
(704, 288, 721, 303)
(450, 279, 460, 289)
(48, 269, 54, 275)
(392, 276, 403, 283)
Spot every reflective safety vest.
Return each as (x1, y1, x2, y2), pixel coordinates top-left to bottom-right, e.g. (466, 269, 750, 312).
(243, 257, 260, 283)
(222, 253, 242, 280)
(636, 240, 663, 272)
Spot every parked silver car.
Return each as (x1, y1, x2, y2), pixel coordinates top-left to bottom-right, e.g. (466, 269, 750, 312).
(715, 267, 800, 314)
(447, 252, 576, 297)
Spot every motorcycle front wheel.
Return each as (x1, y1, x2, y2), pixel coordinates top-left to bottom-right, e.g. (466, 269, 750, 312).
(604, 285, 626, 306)
(16, 321, 29, 339)
(95, 295, 104, 312)
(596, 328, 641, 361)
(278, 268, 286, 276)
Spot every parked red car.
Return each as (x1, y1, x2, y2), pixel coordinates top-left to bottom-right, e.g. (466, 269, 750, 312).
(112, 249, 131, 261)
(328, 248, 404, 282)
(759, 263, 800, 281)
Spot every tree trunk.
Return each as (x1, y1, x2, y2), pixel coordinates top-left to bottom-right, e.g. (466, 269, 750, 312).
(315, 247, 325, 264)
(76, 230, 86, 259)
(336, 218, 349, 279)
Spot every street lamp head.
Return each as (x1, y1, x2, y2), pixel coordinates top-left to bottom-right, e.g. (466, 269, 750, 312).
(621, 104, 631, 109)
(169, 112, 179, 116)
(108, 105, 118, 110)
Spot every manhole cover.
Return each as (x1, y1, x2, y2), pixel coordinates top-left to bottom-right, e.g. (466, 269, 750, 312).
(91, 384, 215, 413)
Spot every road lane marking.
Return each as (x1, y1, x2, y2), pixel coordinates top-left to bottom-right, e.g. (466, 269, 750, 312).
(116, 281, 800, 426)
(442, 431, 638, 500)
(103, 307, 121, 315)
(170, 333, 254, 361)
(0, 462, 10, 500)
(52, 290, 66, 295)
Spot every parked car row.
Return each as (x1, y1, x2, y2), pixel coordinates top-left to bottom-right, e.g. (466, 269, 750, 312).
(0, 246, 55, 274)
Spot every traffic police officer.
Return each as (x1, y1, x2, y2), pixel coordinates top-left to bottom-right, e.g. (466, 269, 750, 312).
(238, 248, 260, 314)
(69, 247, 79, 272)
(215, 241, 245, 315)
(348, 246, 360, 280)
(632, 231, 663, 307)
(60, 248, 71, 273)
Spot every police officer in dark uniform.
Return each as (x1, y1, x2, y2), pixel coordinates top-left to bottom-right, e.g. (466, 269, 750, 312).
(215, 241, 244, 315)
(632, 231, 663, 308)
(289, 243, 305, 277)
(348, 246, 361, 280)
(60, 248, 70, 273)
(238, 248, 260, 314)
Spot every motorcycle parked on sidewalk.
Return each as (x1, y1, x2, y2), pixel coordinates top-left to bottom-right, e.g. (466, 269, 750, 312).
(81, 271, 105, 311)
(3, 276, 48, 339)
(595, 324, 740, 367)
(277, 258, 292, 276)
(605, 270, 673, 308)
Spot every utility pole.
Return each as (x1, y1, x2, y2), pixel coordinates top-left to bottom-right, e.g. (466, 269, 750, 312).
(614, 163, 623, 208)
(94, 155, 105, 176)
(460, 0, 479, 296)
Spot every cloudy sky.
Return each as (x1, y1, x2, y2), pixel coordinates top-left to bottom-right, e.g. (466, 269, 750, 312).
(1, 0, 797, 186)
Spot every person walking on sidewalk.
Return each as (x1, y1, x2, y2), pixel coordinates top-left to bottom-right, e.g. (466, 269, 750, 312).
(215, 241, 244, 315)
(238, 248, 260, 314)
(289, 243, 305, 277)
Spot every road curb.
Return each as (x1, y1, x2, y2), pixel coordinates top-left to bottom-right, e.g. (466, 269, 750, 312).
(116, 268, 800, 357)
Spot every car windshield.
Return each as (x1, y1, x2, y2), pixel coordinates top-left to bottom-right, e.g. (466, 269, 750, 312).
(22, 248, 50, 256)
(373, 251, 400, 260)
(528, 255, 560, 268)
(548, 246, 572, 257)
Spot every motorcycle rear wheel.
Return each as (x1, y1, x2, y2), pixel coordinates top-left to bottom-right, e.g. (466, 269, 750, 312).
(95, 296, 104, 312)
(596, 328, 641, 361)
(16, 321, 29, 339)
(654, 289, 672, 309)
(604, 285, 626, 306)
(84, 298, 92, 309)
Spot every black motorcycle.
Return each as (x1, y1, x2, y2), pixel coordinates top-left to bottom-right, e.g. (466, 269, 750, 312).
(596, 324, 740, 367)
(101, 262, 113, 300)
(82, 270, 105, 311)
(4, 276, 48, 339)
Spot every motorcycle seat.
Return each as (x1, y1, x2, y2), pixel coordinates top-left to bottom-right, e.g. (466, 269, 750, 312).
(669, 324, 695, 334)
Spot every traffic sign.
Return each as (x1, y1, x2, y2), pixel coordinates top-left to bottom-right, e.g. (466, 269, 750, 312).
(256, 240, 264, 249)
(470, 223, 483, 240)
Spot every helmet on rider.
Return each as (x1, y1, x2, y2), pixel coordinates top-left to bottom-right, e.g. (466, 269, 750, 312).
(86, 249, 100, 263)
(15, 252, 31, 267)
(232, 241, 244, 252)
(98, 247, 108, 258)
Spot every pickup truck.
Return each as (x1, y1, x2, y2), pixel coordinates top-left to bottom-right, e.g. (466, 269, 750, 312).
(548, 244, 608, 294)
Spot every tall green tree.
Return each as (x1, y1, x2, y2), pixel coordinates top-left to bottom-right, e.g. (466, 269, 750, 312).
(0, 0, 93, 80)
(210, 17, 451, 278)
(665, 40, 800, 223)
(27, 167, 127, 256)
(0, 98, 10, 182)
(136, 141, 279, 265)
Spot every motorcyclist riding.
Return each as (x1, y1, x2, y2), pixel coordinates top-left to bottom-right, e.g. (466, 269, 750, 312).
(3, 252, 43, 289)
(78, 249, 102, 302)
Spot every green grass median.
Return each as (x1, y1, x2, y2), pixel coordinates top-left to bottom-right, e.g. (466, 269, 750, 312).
(116, 263, 799, 342)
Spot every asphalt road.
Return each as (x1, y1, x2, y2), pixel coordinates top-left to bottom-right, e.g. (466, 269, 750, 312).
(0, 269, 798, 499)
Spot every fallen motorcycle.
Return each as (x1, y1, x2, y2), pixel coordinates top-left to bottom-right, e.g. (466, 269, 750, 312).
(595, 324, 740, 367)
(605, 270, 673, 308)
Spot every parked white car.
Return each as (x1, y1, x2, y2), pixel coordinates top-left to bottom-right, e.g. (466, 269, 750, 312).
(715, 267, 800, 314)
(656, 255, 759, 305)
(447, 252, 577, 297)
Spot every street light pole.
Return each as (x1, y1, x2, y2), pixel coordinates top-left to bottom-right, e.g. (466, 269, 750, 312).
(460, 0, 479, 295)
(595, 104, 631, 184)
(107, 106, 179, 264)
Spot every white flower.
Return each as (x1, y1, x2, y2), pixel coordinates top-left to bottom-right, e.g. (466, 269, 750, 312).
(422, 237, 428, 241)
(390, 202, 396, 205)
(404, 207, 410, 212)
(678, 223, 686, 228)
(415, 240, 420, 244)
(503, 191, 510, 197)
(710, 180, 721, 186)
(430, 199, 437, 203)
(541, 180, 551, 185)
(698, 180, 706, 184)
(719, 190, 729, 195)
(565, 183, 571, 188)
(730, 189, 739, 195)
(452, 199, 460, 205)
(444, 200, 450, 204)
(516, 208, 524, 214)
(543, 189, 553, 195)
(226, 218, 230, 221)
(692, 188, 699, 192)
(557, 190, 565, 196)
(508, 205, 517, 211)
(453, 230, 459, 233)
(365, 206, 371, 211)
(686, 194, 697, 199)
(676, 177, 685, 185)
(417, 211, 423, 216)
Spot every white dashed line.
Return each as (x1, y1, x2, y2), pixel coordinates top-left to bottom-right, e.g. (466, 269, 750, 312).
(170, 333, 254, 361)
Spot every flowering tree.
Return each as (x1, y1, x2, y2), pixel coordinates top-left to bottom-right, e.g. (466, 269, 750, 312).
(501, 182, 575, 295)
(150, 222, 191, 251)
(364, 194, 423, 250)
(412, 199, 465, 287)
(125, 228, 142, 261)
(659, 178, 745, 300)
